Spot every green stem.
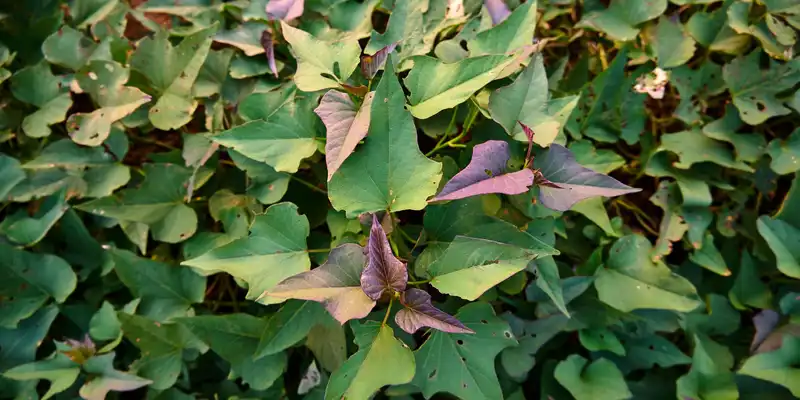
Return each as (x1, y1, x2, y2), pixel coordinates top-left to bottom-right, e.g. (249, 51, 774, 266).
(382, 297, 394, 326)
(407, 279, 431, 285)
(425, 108, 459, 157)
(306, 248, 332, 253)
(290, 175, 327, 194)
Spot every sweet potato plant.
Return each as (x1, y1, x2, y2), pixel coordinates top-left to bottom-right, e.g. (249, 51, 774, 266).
(0, 0, 799, 399)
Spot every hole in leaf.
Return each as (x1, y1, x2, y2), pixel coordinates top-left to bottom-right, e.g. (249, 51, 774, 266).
(459, 40, 468, 51)
(428, 370, 437, 379)
(480, 320, 488, 324)
(457, 339, 464, 345)
(504, 331, 512, 338)
(757, 102, 766, 112)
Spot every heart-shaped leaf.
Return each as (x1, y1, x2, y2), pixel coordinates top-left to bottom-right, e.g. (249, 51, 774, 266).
(266, 0, 304, 21)
(432, 140, 534, 201)
(535, 144, 641, 211)
(266, 244, 376, 324)
(395, 288, 473, 334)
(361, 216, 407, 301)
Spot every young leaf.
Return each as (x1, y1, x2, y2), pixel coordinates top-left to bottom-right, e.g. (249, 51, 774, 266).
(260, 29, 278, 78)
(361, 216, 407, 300)
(429, 236, 557, 301)
(266, 244, 375, 323)
(395, 288, 473, 334)
(182, 202, 311, 303)
(411, 302, 516, 399)
(325, 323, 415, 400)
(328, 55, 442, 217)
(361, 43, 397, 80)
(315, 91, 374, 181)
(432, 140, 534, 202)
(281, 21, 361, 91)
(534, 144, 641, 211)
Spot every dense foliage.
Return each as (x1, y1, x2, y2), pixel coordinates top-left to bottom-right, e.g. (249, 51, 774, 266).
(1, 0, 799, 399)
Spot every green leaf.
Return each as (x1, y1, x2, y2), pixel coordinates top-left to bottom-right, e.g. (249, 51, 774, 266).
(0, 242, 76, 328)
(228, 150, 290, 204)
(605, 332, 692, 373)
(569, 140, 626, 174)
(488, 53, 578, 146)
(554, 355, 631, 400)
(42, 25, 103, 70)
(210, 91, 318, 173)
(182, 202, 310, 302)
(571, 197, 617, 237)
(325, 323, 415, 400)
(0, 154, 25, 200)
(0, 306, 58, 398)
(686, 0, 750, 54)
(739, 335, 800, 397)
(130, 26, 216, 130)
(671, 62, 726, 125)
(405, 54, 514, 119)
(68, 61, 151, 147)
(467, 0, 537, 56)
(723, 50, 800, 125)
(532, 256, 569, 317)
(2, 351, 81, 400)
(328, 57, 442, 217)
(703, 103, 767, 163)
(677, 334, 739, 400)
(364, 0, 426, 55)
(729, 250, 773, 309)
(10, 61, 65, 108)
(429, 236, 557, 301)
(110, 249, 205, 321)
(306, 321, 347, 372)
(0, 187, 68, 246)
(767, 126, 800, 174)
(255, 300, 328, 358)
(118, 313, 208, 390)
(657, 128, 753, 172)
(178, 314, 287, 391)
(756, 215, 800, 278)
(410, 302, 517, 400)
(579, 328, 625, 356)
(595, 235, 702, 312)
(578, 0, 668, 41)
(213, 21, 268, 56)
(79, 352, 152, 400)
(281, 21, 361, 91)
(650, 182, 688, 261)
(651, 15, 697, 68)
(689, 233, 732, 276)
(76, 163, 203, 243)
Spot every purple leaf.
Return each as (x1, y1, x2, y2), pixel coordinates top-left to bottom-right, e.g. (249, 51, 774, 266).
(750, 309, 780, 353)
(534, 144, 641, 211)
(314, 90, 374, 181)
(432, 140, 535, 202)
(395, 288, 474, 334)
(361, 43, 398, 80)
(266, 0, 304, 21)
(266, 244, 376, 324)
(485, 0, 511, 25)
(361, 215, 407, 301)
(260, 30, 278, 78)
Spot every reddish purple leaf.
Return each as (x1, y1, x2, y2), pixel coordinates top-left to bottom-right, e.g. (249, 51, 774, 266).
(431, 140, 535, 202)
(484, 0, 511, 25)
(260, 30, 278, 78)
(361, 215, 407, 301)
(395, 288, 474, 334)
(266, 244, 375, 324)
(361, 42, 398, 80)
(266, 0, 304, 21)
(534, 144, 641, 211)
(314, 90, 374, 181)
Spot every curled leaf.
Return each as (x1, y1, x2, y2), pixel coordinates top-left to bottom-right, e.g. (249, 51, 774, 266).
(315, 90, 374, 181)
(485, 0, 511, 25)
(535, 144, 641, 211)
(259, 29, 278, 78)
(361, 43, 397, 80)
(395, 288, 473, 334)
(266, 244, 375, 324)
(432, 140, 535, 202)
(361, 215, 407, 301)
(266, 0, 304, 21)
